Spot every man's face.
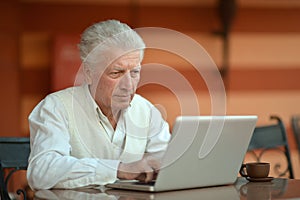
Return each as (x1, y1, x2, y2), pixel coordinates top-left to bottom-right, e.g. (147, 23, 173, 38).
(94, 51, 141, 113)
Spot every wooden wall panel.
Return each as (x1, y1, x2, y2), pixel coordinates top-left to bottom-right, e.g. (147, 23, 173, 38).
(21, 68, 51, 95)
(229, 68, 300, 91)
(0, 1, 20, 32)
(234, 7, 300, 32)
(21, 3, 132, 33)
(21, 32, 51, 69)
(0, 1, 21, 136)
(21, 95, 45, 135)
(137, 67, 300, 92)
(138, 6, 218, 32)
(0, 69, 21, 136)
(52, 34, 81, 91)
(230, 33, 300, 68)
(20, 4, 300, 32)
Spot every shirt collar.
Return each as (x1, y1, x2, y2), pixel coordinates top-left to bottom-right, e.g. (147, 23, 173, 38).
(83, 84, 106, 120)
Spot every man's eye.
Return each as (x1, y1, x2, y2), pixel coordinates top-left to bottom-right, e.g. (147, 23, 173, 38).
(110, 71, 122, 78)
(130, 70, 140, 77)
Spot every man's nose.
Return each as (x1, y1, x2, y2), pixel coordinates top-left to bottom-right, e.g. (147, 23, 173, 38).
(119, 72, 133, 90)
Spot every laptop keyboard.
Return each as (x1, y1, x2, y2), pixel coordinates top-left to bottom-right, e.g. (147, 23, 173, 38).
(133, 180, 156, 186)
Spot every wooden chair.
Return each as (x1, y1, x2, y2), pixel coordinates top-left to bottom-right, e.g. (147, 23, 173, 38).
(0, 137, 30, 200)
(245, 115, 294, 178)
(291, 115, 300, 158)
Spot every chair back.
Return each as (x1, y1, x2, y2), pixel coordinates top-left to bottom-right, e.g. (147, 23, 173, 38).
(246, 116, 294, 178)
(0, 137, 30, 200)
(291, 115, 300, 157)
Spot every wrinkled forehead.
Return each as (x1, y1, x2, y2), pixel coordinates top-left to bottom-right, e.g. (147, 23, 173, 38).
(85, 50, 142, 75)
(105, 51, 142, 71)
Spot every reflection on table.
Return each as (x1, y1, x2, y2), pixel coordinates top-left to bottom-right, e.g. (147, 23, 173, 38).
(34, 177, 300, 200)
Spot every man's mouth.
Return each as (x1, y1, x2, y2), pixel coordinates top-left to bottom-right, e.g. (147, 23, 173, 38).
(114, 94, 133, 100)
(115, 94, 131, 98)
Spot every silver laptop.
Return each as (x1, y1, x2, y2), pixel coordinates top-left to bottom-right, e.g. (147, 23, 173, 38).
(106, 115, 257, 192)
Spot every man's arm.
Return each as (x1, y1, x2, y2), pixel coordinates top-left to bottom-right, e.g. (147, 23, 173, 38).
(27, 95, 119, 190)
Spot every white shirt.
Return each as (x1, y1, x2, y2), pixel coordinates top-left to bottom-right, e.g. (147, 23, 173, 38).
(27, 84, 170, 190)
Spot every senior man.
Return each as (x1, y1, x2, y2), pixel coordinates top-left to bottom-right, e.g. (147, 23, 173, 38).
(27, 19, 171, 190)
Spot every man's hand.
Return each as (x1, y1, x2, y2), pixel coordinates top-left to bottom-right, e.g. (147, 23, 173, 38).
(117, 155, 161, 183)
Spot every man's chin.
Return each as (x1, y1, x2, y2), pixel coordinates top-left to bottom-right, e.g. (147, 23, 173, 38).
(111, 101, 131, 110)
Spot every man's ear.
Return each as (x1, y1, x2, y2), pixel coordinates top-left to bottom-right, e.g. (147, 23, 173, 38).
(83, 64, 93, 84)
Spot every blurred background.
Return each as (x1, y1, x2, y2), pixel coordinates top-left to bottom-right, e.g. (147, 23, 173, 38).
(0, 0, 300, 182)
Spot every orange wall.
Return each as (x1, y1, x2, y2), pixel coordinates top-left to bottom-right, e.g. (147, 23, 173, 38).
(1, 1, 300, 137)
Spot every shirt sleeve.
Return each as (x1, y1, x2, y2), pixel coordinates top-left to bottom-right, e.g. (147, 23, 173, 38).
(27, 94, 120, 190)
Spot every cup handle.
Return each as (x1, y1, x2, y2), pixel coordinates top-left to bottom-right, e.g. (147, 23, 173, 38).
(239, 164, 248, 177)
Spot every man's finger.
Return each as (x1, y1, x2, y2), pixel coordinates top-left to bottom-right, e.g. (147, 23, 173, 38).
(136, 173, 147, 182)
(144, 170, 154, 183)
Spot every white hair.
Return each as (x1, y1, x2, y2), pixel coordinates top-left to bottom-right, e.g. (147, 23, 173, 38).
(78, 19, 145, 70)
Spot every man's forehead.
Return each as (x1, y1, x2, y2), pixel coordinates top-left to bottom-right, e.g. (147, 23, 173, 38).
(109, 52, 141, 67)
(115, 51, 141, 62)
